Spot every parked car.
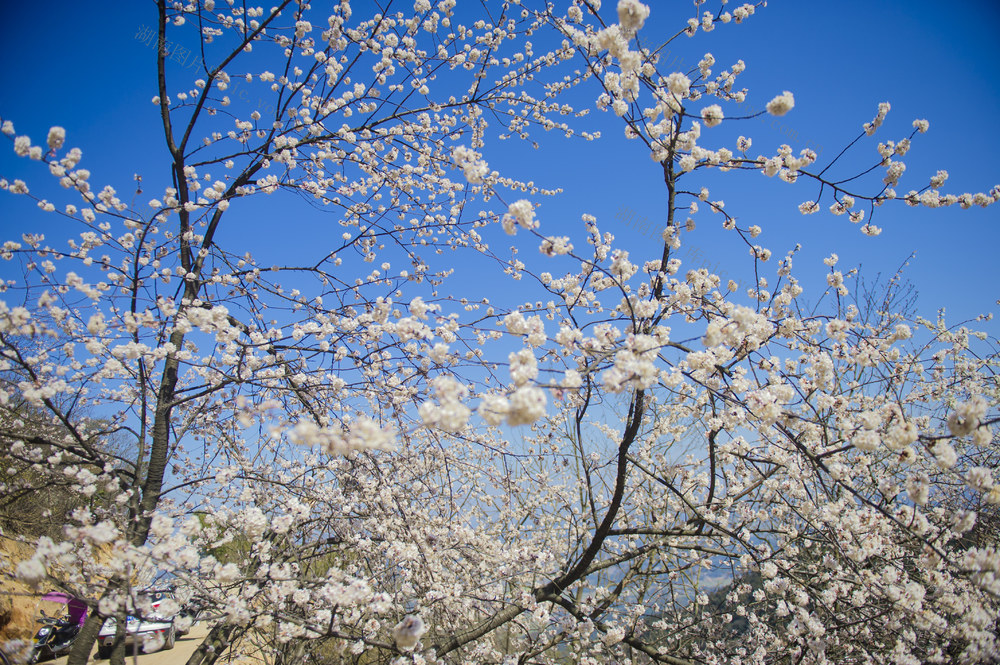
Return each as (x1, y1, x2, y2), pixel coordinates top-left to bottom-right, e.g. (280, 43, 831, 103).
(96, 589, 177, 659)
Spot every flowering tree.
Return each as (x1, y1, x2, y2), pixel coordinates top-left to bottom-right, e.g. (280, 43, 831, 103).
(1, 2, 998, 665)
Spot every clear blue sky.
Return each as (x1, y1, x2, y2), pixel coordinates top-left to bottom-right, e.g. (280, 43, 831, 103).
(1, 1, 998, 328)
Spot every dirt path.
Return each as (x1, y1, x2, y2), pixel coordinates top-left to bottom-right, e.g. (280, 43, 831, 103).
(49, 623, 210, 665)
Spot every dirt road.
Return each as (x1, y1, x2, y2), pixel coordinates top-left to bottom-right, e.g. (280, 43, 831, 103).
(49, 624, 210, 665)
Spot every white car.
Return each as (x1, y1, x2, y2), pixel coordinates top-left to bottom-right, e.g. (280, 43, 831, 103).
(96, 590, 178, 659)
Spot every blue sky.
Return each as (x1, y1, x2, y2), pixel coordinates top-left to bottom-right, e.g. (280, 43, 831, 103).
(1, 0, 998, 330)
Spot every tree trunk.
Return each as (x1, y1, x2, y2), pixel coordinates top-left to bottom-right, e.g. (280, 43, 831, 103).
(64, 612, 101, 665)
(185, 624, 240, 665)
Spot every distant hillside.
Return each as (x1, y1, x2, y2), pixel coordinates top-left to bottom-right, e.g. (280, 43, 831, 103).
(0, 536, 48, 647)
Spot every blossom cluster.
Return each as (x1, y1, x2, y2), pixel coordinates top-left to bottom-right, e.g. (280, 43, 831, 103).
(1, 3, 998, 665)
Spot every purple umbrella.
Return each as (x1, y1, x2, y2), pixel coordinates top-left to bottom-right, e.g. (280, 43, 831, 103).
(40, 592, 88, 626)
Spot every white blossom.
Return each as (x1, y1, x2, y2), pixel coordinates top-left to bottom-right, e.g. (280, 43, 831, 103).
(393, 615, 426, 651)
(47, 126, 66, 150)
(766, 91, 795, 116)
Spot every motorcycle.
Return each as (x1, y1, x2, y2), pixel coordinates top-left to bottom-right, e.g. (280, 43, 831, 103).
(27, 592, 88, 664)
(28, 613, 81, 664)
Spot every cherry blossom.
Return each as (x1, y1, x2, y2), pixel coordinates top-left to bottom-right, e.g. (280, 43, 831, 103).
(0, 3, 997, 665)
